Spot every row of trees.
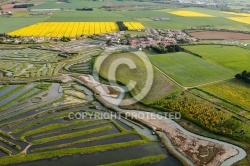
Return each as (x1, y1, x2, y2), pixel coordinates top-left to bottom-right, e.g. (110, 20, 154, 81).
(116, 21, 128, 31)
(235, 70, 250, 84)
(76, 8, 93, 11)
(60, 36, 71, 42)
(13, 4, 34, 8)
(148, 45, 183, 54)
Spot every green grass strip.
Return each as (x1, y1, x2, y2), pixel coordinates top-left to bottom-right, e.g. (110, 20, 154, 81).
(0, 137, 21, 151)
(13, 109, 72, 134)
(8, 110, 52, 129)
(31, 126, 112, 145)
(109, 120, 150, 141)
(0, 85, 34, 112)
(16, 88, 42, 103)
(32, 132, 127, 152)
(19, 120, 96, 142)
(0, 130, 13, 139)
(100, 155, 167, 166)
(109, 119, 126, 133)
(17, 83, 52, 103)
(0, 91, 65, 127)
(31, 120, 109, 140)
(0, 85, 10, 92)
(15, 87, 37, 102)
(0, 140, 147, 165)
(0, 146, 12, 156)
(2, 101, 77, 129)
(0, 85, 24, 101)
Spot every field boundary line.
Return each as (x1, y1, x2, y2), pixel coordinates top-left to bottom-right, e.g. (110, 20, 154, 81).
(188, 77, 234, 88)
(137, 52, 186, 89)
(203, 58, 236, 75)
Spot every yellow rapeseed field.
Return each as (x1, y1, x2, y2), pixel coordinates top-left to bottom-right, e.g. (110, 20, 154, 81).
(124, 22, 145, 30)
(222, 11, 250, 24)
(222, 11, 250, 17)
(169, 11, 215, 17)
(227, 17, 250, 25)
(8, 22, 145, 38)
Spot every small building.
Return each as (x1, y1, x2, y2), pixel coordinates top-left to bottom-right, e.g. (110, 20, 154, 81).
(160, 18, 170, 21)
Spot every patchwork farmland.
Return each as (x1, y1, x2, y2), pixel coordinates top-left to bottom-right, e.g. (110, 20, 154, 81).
(1, 0, 250, 165)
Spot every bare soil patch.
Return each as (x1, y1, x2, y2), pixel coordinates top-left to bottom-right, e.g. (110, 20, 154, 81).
(210, 98, 220, 103)
(1, 3, 27, 12)
(190, 31, 250, 40)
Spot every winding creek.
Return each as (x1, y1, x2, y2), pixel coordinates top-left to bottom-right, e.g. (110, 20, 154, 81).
(84, 75, 247, 166)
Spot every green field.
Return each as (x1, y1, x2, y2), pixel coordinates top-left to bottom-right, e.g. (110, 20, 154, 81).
(117, 7, 250, 30)
(161, 7, 241, 17)
(141, 17, 250, 31)
(0, 17, 47, 33)
(30, 0, 107, 9)
(183, 45, 250, 72)
(30, 0, 158, 9)
(149, 52, 232, 87)
(95, 51, 180, 104)
(189, 88, 244, 113)
(101, 155, 166, 166)
(199, 79, 250, 111)
(46, 10, 135, 22)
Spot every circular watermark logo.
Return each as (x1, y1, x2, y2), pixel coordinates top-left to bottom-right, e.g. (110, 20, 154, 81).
(92, 50, 154, 106)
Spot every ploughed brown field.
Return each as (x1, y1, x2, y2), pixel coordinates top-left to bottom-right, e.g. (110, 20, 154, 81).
(0, 0, 43, 12)
(190, 31, 250, 40)
(1, 3, 26, 12)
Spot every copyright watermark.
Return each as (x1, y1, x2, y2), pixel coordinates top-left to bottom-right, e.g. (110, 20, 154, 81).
(92, 50, 154, 106)
(68, 111, 181, 120)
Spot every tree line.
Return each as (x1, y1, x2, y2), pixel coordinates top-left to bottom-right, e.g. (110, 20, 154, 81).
(13, 4, 34, 8)
(147, 45, 183, 54)
(116, 22, 128, 31)
(235, 70, 250, 84)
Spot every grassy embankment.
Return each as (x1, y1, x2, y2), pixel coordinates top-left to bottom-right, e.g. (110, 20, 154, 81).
(100, 155, 166, 166)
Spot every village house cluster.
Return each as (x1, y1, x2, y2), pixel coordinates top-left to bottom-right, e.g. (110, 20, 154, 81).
(0, 36, 46, 44)
(0, 11, 12, 15)
(101, 29, 197, 48)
